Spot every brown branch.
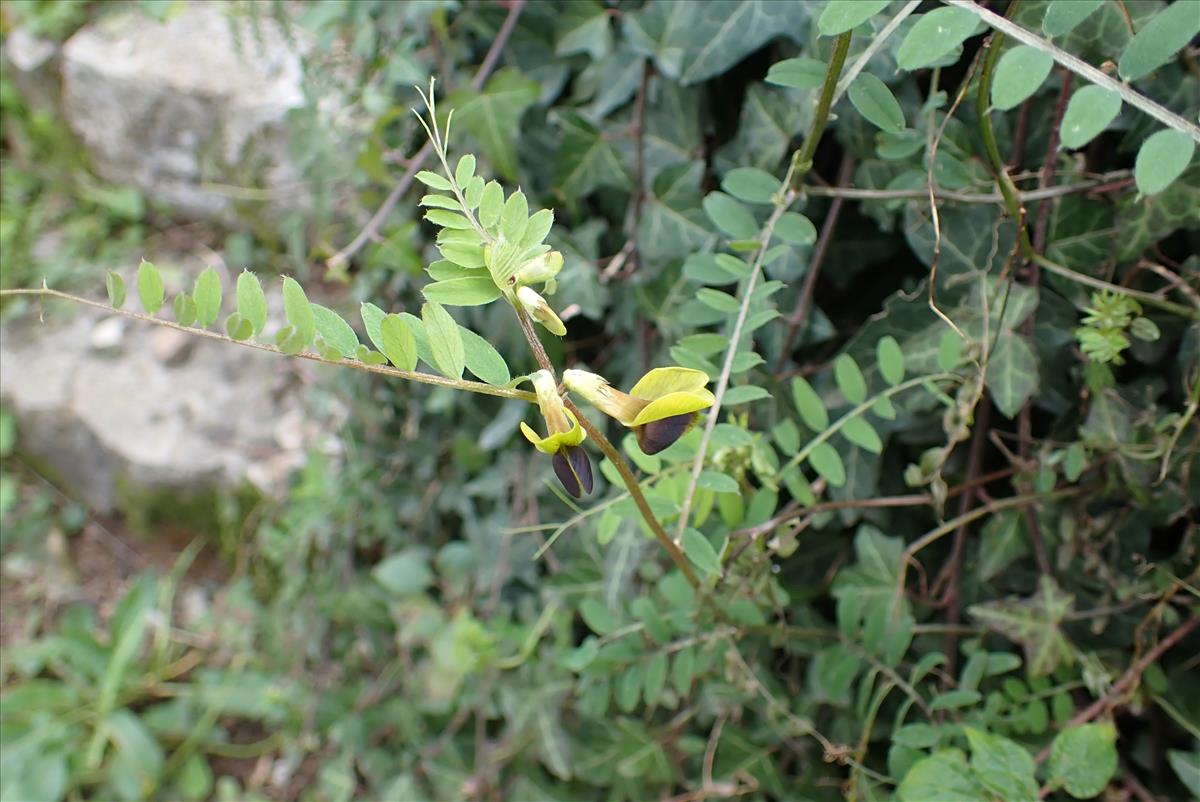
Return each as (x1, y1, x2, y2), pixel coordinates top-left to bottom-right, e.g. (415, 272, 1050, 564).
(775, 153, 854, 373)
(1035, 614, 1200, 764)
(326, 0, 527, 271)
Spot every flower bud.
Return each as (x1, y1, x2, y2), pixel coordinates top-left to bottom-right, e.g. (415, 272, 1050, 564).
(516, 286, 567, 336)
(515, 251, 564, 285)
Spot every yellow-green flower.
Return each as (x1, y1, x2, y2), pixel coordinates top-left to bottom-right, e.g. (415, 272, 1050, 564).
(563, 367, 715, 455)
(519, 370, 592, 497)
(516, 286, 567, 336)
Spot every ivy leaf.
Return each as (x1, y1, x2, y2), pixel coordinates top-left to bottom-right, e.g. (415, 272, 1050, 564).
(236, 271, 267, 335)
(136, 260, 164, 314)
(897, 7, 982, 70)
(818, 0, 890, 36)
(1134, 130, 1195, 197)
(1048, 723, 1118, 799)
(831, 526, 912, 663)
(965, 727, 1039, 802)
(990, 45, 1053, 110)
(447, 69, 538, 181)
(193, 267, 222, 328)
(898, 750, 989, 802)
(986, 333, 1039, 419)
(421, 301, 465, 379)
(554, 111, 633, 198)
(1117, 0, 1200, 81)
(555, 0, 612, 60)
(969, 576, 1075, 677)
(1059, 85, 1122, 150)
(848, 73, 905, 133)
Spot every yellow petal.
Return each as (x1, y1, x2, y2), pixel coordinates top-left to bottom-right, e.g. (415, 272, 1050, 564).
(631, 388, 716, 426)
(629, 367, 711, 400)
(520, 411, 586, 455)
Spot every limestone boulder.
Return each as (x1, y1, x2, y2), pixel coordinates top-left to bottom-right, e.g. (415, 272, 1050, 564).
(60, 2, 308, 220)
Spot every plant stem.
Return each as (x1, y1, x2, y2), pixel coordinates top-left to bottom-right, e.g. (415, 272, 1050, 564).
(0, 287, 536, 402)
(564, 398, 700, 588)
(946, 0, 1200, 144)
(675, 31, 853, 543)
(510, 296, 699, 587)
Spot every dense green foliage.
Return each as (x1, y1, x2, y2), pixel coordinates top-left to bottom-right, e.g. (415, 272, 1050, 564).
(2, 1, 1199, 801)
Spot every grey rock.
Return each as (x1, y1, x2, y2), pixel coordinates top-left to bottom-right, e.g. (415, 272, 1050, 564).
(0, 262, 345, 514)
(60, 2, 308, 220)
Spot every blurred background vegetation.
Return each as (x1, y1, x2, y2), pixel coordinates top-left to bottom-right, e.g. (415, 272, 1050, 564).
(1, 1, 1198, 801)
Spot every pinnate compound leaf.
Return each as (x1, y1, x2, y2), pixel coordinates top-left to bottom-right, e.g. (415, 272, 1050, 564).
(877, 336, 905, 385)
(818, 0, 890, 36)
(840, 417, 883, 454)
(137, 260, 164, 314)
(682, 527, 722, 578)
(236, 271, 267, 335)
(897, 7, 981, 70)
(1042, 0, 1103, 37)
(422, 301, 465, 379)
(1118, 0, 1200, 81)
(173, 293, 196, 326)
(1059, 86, 1121, 150)
(281, 276, 314, 345)
(312, 304, 359, 359)
(1134, 130, 1195, 197)
(703, 192, 758, 240)
(965, 727, 1038, 802)
(808, 442, 845, 486)
(791, 376, 829, 431)
(193, 267, 222, 328)
(764, 57, 825, 89)
(848, 73, 905, 133)
(422, 277, 503, 306)
(722, 167, 779, 204)
(774, 212, 816, 245)
(106, 271, 126, 308)
(459, 326, 510, 386)
(1048, 723, 1118, 799)
(360, 302, 386, 353)
(380, 313, 417, 371)
(991, 45, 1053, 110)
(834, 353, 868, 404)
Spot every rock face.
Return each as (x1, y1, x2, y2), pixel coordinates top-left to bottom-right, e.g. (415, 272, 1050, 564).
(0, 263, 343, 515)
(60, 2, 307, 220)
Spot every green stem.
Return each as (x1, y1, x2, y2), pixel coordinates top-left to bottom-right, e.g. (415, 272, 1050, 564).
(0, 288, 536, 402)
(974, 25, 1200, 322)
(790, 31, 853, 190)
